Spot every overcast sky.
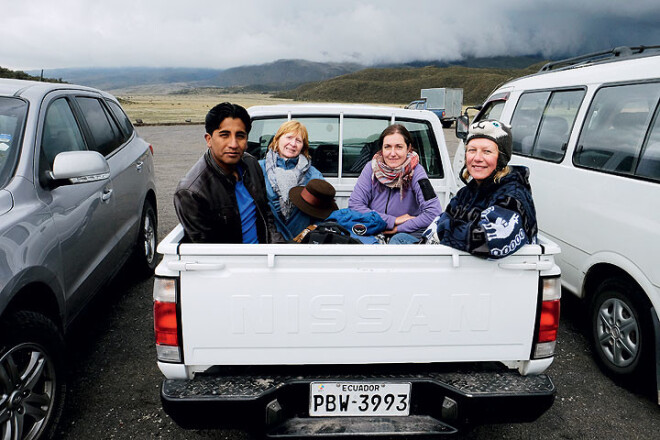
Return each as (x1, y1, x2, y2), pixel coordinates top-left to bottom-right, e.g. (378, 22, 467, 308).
(3, 0, 660, 71)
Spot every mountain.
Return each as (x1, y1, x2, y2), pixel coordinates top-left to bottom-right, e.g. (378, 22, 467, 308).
(275, 63, 546, 105)
(26, 60, 365, 92)
(209, 59, 364, 89)
(25, 67, 220, 91)
(20, 56, 547, 94)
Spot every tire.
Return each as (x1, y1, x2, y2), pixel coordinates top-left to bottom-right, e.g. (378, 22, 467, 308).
(590, 278, 653, 379)
(441, 120, 453, 128)
(0, 311, 66, 440)
(131, 200, 158, 278)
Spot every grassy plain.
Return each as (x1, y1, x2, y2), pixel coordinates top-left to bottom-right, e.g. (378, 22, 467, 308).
(117, 92, 408, 126)
(116, 93, 298, 125)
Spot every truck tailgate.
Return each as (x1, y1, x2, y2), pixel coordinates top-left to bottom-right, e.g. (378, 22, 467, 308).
(172, 244, 545, 366)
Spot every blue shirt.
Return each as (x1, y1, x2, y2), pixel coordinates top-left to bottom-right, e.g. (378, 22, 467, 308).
(235, 170, 258, 244)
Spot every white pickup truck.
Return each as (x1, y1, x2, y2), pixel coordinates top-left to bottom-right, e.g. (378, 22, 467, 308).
(153, 104, 562, 437)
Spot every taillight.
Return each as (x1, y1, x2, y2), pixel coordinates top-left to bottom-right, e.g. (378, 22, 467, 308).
(154, 302, 178, 345)
(533, 276, 561, 359)
(148, 144, 154, 155)
(153, 277, 182, 362)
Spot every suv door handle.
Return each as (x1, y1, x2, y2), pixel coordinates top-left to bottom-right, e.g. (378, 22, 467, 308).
(101, 188, 113, 202)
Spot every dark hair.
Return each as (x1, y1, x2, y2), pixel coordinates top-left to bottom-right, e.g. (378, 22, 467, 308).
(378, 124, 414, 151)
(205, 102, 251, 135)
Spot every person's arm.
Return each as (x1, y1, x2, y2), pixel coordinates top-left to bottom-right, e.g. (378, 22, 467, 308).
(468, 197, 531, 258)
(308, 165, 325, 181)
(396, 175, 442, 234)
(348, 165, 397, 230)
(174, 189, 215, 243)
(431, 195, 531, 258)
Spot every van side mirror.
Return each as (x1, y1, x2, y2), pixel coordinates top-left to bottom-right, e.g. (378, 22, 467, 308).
(455, 114, 470, 140)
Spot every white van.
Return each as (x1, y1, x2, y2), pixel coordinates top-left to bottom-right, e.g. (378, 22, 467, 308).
(454, 46, 660, 392)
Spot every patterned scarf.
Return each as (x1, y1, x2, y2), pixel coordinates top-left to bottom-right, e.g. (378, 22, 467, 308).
(265, 149, 310, 219)
(371, 151, 419, 198)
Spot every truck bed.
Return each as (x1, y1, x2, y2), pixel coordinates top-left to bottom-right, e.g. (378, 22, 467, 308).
(157, 225, 559, 372)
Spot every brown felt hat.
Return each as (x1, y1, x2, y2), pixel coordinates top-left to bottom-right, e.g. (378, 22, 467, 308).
(289, 179, 338, 220)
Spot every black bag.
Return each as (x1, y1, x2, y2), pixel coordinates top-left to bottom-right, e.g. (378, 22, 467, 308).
(299, 221, 363, 244)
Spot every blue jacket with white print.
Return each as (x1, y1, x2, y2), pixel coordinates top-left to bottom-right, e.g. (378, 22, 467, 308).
(422, 165, 537, 258)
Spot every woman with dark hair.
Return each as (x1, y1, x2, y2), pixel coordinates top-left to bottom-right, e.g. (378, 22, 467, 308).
(348, 124, 441, 244)
(259, 120, 325, 240)
(422, 119, 537, 258)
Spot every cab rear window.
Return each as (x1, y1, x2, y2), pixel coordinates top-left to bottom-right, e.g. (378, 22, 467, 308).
(249, 115, 443, 178)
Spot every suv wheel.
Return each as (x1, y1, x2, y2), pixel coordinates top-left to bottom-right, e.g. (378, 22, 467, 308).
(590, 278, 653, 379)
(0, 311, 66, 440)
(131, 200, 158, 278)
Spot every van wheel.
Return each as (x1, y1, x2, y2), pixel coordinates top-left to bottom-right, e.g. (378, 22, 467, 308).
(0, 311, 66, 440)
(590, 278, 653, 379)
(441, 120, 453, 128)
(131, 200, 158, 278)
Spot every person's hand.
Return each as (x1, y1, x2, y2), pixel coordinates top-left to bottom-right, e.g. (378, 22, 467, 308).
(383, 226, 398, 235)
(395, 214, 415, 225)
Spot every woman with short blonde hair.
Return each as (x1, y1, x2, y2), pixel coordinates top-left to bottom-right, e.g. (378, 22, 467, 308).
(259, 120, 325, 240)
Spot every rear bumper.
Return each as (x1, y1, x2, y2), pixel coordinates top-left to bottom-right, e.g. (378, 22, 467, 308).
(161, 363, 554, 437)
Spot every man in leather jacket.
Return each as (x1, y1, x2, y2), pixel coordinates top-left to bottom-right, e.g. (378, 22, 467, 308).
(174, 102, 282, 243)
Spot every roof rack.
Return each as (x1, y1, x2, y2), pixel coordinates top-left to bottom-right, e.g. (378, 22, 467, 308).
(539, 45, 660, 72)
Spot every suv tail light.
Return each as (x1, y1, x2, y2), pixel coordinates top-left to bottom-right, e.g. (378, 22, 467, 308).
(533, 276, 561, 359)
(153, 277, 182, 362)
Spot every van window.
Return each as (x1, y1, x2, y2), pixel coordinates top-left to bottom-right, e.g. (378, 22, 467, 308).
(342, 117, 389, 176)
(511, 89, 584, 161)
(635, 109, 660, 181)
(574, 82, 660, 176)
(479, 100, 505, 121)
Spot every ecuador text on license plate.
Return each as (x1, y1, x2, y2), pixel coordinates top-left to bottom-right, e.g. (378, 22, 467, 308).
(310, 382, 411, 416)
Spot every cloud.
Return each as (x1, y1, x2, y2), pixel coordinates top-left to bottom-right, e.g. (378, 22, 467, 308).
(2, 0, 660, 70)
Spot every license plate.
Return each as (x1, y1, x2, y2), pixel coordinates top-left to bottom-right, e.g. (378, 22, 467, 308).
(309, 382, 411, 416)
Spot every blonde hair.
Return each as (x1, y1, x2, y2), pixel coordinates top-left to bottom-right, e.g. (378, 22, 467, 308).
(462, 165, 511, 183)
(268, 120, 311, 159)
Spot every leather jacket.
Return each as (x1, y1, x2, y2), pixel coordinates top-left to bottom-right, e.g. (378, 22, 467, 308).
(174, 150, 282, 243)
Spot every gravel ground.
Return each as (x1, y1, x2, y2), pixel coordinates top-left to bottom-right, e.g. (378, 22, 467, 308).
(52, 124, 660, 439)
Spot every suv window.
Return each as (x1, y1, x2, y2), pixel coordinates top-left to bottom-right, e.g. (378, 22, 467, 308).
(0, 97, 28, 189)
(574, 82, 660, 178)
(75, 97, 123, 157)
(106, 99, 133, 142)
(41, 98, 87, 170)
(511, 89, 585, 161)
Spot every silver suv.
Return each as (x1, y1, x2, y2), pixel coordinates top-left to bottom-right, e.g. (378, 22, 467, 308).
(0, 79, 157, 439)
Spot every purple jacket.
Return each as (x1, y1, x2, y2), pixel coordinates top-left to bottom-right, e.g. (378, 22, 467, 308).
(348, 164, 442, 233)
